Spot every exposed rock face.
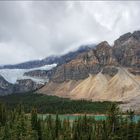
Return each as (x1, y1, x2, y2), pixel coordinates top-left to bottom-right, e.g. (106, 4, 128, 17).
(51, 41, 117, 82)
(95, 41, 117, 65)
(24, 70, 48, 78)
(14, 79, 44, 93)
(102, 66, 118, 77)
(51, 45, 114, 83)
(24, 30, 140, 84)
(0, 75, 13, 95)
(49, 31, 140, 83)
(51, 59, 89, 82)
(128, 68, 140, 75)
(113, 31, 140, 67)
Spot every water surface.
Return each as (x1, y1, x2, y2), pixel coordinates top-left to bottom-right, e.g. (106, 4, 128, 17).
(38, 114, 140, 122)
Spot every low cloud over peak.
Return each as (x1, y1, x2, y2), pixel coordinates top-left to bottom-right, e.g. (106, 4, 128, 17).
(0, 1, 140, 64)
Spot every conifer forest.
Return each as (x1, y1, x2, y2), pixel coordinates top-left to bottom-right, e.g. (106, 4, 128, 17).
(0, 100, 140, 140)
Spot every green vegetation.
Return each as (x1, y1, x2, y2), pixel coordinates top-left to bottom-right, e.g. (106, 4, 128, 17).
(0, 93, 113, 114)
(0, 103, 140, 140)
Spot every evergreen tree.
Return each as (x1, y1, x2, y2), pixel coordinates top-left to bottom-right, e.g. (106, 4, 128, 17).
(0, 103, 7, 126)
(37, 119, 42, 140)
(108, 103, 119, 135)
(31, 108, 38, 131)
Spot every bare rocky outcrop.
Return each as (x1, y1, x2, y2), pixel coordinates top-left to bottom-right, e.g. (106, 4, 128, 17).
(95, 41, 117, 65)
(14, 79, 44, 93)
(49, 31, 140, 83)
(0, 75, 14, 95)
(51, 59, 89, 82)
(25, 30, 140, 84)
(24, 70, 48, 78)
(128, 67, 140, 75)
(50, 41, 117, 83)
(113, 31, 140, 67)
(102, 66, 118, 77)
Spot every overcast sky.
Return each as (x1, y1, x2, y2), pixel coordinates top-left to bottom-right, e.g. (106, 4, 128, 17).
(0, 1, 140, 65)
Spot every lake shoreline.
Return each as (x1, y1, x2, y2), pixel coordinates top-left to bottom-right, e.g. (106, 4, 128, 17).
(39, 113, 107, 117)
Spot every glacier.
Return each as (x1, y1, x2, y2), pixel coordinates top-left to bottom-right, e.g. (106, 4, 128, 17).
(0, 64, 57, 84)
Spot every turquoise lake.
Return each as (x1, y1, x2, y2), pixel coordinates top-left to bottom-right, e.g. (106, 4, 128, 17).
(38, 114, 140, 122)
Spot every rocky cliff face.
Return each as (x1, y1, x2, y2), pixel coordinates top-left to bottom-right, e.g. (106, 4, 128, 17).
(50, 41, 117, 82)
(102, 66, 118, 77)
(0, 75, 13, 95)
(51, 59, 89, 82)
(95, 41, 117, 65)
(49, 31, 140, 83)
(14, 79, 44, 93)
(113, 31, 140, 68)
(24, 70, 48, 78)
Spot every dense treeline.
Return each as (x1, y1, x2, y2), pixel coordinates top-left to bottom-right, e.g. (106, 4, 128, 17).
(0, 103, 139, 140)
(0, 93, 113, 114)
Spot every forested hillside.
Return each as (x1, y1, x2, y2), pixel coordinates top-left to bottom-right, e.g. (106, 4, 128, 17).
(0, 93, 113, 114)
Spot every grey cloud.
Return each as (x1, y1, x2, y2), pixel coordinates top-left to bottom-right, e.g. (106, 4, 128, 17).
(0, 1, 140, 64)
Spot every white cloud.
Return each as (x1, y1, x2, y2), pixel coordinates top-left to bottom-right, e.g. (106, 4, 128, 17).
(0, 1, 140, 64)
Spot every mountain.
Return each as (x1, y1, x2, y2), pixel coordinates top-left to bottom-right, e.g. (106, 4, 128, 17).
(0, 45, 93, 69)
(0, 30, 140, 112)
(46, 31, 140, 83)
(0, 45, 94, 95)
(38, 30, 140, 112)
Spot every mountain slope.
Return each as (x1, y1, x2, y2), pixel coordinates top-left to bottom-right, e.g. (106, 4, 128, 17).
(102, 68, 140, 101)
(39, 67, 140, 102)
(38, 30, 140, 111)
(70, 73, 108, 100)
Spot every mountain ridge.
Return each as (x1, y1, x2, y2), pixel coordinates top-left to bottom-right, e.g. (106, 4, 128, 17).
(0, 45, 94, 69)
